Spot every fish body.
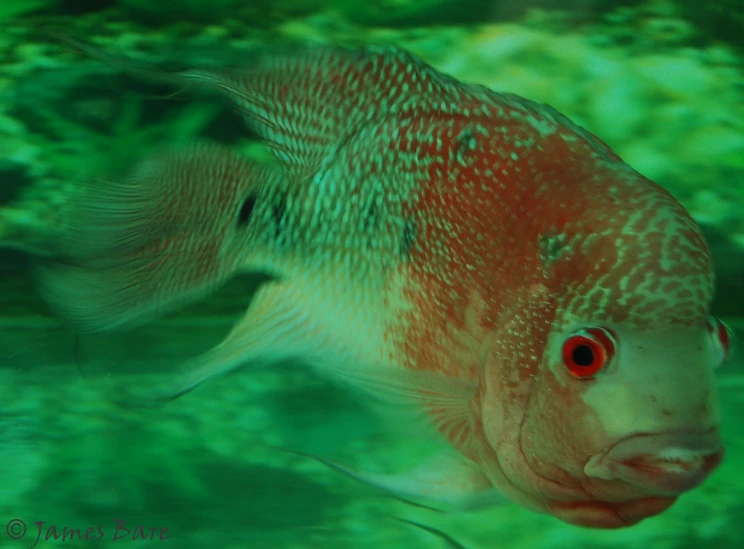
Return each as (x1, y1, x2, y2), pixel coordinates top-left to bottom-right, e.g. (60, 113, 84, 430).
(18, 40, 734, 528)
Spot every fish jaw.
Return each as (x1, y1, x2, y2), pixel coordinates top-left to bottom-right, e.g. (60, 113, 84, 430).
(475, 427, 683, 529)
(546, 497, 677, 529)
(548, 431, 724, 528)
(584, 431, 724, 496)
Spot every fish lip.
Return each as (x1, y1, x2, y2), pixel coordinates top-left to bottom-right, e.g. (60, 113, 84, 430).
(585, 430, 724, 495)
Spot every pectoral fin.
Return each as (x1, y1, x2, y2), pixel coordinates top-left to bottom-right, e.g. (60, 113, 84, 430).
(283, 448, 508, 513)
(394, 518, 470, 549)
(85, 279, 329, 406)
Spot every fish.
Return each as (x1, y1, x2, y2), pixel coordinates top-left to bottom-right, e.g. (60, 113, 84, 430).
(15, 37, 736, 529)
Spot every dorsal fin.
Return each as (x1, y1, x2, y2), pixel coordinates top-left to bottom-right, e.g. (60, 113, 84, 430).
(53, 35, 466, 176)
(172, 45, 467, 173)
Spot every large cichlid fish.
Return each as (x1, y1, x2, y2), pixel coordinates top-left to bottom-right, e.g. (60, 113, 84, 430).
(7, 38, 735, 529)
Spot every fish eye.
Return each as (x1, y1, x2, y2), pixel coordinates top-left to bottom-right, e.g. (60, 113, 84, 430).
(562, 327, 616, 379)
(707, 316, 734, 367)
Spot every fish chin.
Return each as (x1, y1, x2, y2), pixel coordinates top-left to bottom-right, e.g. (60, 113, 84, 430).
(547, 496, 677, 528)
(584, 431, 724, 496)
(537, 431, 723, 528)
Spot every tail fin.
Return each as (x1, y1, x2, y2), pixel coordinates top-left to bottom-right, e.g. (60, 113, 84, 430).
(34, 141, 281, 333)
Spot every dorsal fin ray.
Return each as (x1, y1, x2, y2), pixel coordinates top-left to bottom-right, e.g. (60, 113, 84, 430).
(172, 45, 466, 172)
(52, 35, 466, 176)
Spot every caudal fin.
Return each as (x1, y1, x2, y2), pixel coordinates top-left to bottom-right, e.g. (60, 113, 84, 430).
(35, 141, 281, 333)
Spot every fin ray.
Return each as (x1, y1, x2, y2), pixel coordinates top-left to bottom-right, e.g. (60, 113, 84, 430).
(85, 281, 323, 404)
(283, 447, 507, 513)
(394, 518, 470, 549)
(53, 35, 466, 177)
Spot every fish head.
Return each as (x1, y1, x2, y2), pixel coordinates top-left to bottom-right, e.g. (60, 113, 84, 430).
(528, 317, 730, 528)
(475, 170, 732, 528)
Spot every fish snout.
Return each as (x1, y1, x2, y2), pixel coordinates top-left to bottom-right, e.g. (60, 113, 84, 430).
(585, 431, 724, 495)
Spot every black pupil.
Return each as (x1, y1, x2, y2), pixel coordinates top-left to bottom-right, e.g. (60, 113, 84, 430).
(238, 196, 256, 226)
(572, 344, 596, 367)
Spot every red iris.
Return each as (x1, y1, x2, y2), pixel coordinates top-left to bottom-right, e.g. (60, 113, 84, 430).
(562, 327, 616, 378)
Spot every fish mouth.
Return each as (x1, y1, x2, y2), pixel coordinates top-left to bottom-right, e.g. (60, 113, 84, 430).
(585, 431, 724, 495)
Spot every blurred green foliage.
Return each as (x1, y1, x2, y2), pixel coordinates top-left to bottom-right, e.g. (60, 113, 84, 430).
(677, 0, 744, 49)
(0, 0, 55, 21)
(334, 0, 645, 27)
(116, 0, 245, 24)
(116, 0, 326, 26)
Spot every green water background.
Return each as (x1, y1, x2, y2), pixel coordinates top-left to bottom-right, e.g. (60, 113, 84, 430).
(0, 0, 743, 548)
